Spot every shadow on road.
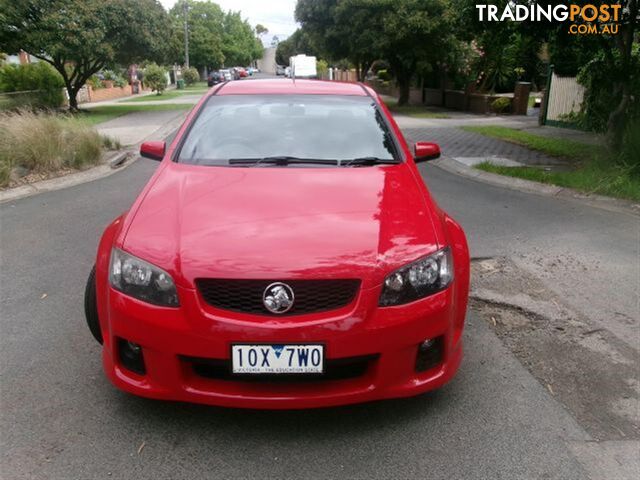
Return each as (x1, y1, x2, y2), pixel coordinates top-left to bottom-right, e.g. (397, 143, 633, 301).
(108, 383, 452, 436)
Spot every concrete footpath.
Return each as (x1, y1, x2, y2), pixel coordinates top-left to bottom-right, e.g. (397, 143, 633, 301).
(96, 108, 189, 146)
(393, 109, 604, 169)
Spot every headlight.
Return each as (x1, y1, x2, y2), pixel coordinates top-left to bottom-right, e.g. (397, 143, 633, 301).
(379, 247, 453, 306)
(109, 248, 179, 307)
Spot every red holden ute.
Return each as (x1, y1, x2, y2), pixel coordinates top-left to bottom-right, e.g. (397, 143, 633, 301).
(85, 79, 470, 409)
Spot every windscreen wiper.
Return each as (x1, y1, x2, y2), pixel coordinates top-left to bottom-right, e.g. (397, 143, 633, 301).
(340, 157, 401, 167)
(228, 156, 339, 166)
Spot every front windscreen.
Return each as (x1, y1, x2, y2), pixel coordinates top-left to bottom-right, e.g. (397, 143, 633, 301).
(177, 95, 399, 165)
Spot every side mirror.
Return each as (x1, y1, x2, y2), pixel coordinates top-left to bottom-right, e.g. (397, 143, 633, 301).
(140, 141, 165, 161)
(414, 142, 441, 163)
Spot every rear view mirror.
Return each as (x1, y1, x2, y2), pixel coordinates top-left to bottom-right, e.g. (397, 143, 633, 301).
(414, 142, 441, 163)
(140, 141, 165, 161)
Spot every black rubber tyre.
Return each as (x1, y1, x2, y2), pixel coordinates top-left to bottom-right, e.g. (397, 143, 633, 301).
(84, 265, 103, 344)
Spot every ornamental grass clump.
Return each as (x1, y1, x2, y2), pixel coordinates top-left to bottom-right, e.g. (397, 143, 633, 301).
(0, 109, 103, 187)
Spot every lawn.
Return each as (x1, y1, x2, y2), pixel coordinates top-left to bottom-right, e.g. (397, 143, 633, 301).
(384, 99, 450, 119)
(465, 126, 639, 201)
(76, 103, 194, 125)
(122, 86, 208, 102)
(183, 81, 209, 92)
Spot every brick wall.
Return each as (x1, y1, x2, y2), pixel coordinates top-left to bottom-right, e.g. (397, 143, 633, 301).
(86, 86, 132, 103)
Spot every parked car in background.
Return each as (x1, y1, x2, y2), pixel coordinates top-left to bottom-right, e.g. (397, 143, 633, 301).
(275, 65, 285, 76)
(237, 67, 248, 78)
(207, 71, 223, 87)
(219, 69, 232, 81)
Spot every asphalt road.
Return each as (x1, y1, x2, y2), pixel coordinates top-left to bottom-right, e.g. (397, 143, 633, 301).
(1, 130, 636, 478)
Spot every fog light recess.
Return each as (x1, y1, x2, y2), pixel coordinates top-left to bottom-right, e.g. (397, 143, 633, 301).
(415, 336, 444, 372)
(118, 338, 146, 375)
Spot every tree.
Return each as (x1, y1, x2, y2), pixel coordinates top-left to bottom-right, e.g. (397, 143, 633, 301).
(0, 0, 171, 110)
(275, 29, 317, 65)
(255, 24, 269, 37)
(296, 0, 455, 104)
(451, 0, 638, 148)
(222, 11, 264, 66)
(600, 0, 638, 148)
(295, 0, 377, 81)
(169, 0, 225, 73)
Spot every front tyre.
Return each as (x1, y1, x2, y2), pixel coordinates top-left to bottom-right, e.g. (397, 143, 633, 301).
(84, 265, 103, 344)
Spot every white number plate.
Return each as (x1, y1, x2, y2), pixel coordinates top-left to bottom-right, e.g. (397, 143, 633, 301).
(231, 344, 324, 374)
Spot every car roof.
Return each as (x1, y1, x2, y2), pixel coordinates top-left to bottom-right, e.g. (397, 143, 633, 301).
(215, 79, 370, 96)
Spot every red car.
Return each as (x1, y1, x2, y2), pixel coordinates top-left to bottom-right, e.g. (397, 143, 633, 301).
(85, 79, 470, 409)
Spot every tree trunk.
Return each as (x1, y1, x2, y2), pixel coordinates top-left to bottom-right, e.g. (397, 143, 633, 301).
(397, 76, 410, 106)
(606, 85, 629, 150)
(65, 83, 79, 111)
(359, 61, 371, 82)
(605, 0, 637, 151)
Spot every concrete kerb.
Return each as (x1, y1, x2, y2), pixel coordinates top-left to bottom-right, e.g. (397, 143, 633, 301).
(433, 156, 640, 217)
(0, 110, 189, 205)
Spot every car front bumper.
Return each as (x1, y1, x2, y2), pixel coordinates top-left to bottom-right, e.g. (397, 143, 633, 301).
(101, 284, 464, 409)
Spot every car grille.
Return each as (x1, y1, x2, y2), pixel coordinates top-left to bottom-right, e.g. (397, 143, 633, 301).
(195, 279, 361, 316)
(182, 354, 378, 382)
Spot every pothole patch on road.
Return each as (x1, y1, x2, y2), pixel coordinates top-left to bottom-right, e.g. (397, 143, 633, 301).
(470, 257, 640, 441)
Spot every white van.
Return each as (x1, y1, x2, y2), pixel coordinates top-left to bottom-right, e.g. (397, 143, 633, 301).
(289, 54, 317, 78)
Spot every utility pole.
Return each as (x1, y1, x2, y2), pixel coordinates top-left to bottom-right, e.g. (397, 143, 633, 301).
(183, 0, 189, 68)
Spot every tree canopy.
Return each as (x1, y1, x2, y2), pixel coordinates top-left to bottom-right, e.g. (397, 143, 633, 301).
(169, 0, 225, 71)
(296, 0, 455, 103)
(293, 0, 639, 147)
(169, 2, 263, 71)
(275, 29, 317, 65)
(222, 11, 264, 67)
(0, 0, 171, 109)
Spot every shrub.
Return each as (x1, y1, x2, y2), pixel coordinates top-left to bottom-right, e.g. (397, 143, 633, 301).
(316, 59, 328, 78)
(87, 74, 104, 90)
(0, 62, 64, 109)
(0, 109, 103, 187)
(144, 63, 168, 94)
(491, 97, 512, 114)
(577, 47, 640, 133)
(103, 69, 128, 88)
(183, 67, 200, 85)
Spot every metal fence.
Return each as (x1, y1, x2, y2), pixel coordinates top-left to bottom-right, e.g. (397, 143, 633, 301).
(542, 68, 585, 127)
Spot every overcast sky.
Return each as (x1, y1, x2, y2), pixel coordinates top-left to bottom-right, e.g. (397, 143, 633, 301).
(159, 0, 299, 44)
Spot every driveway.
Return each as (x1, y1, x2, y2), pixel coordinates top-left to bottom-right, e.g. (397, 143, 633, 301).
(1, 110, 637, 479)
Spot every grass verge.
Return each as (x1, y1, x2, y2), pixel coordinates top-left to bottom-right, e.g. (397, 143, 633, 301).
(0, 110, 107, 187)
(384, 99, 450, 119)
(466, 126, 639, 201)
(76, 103, 193, 125)
(183, 82, 209, 91)
(476, 161, 640, 201)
